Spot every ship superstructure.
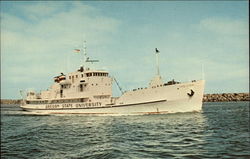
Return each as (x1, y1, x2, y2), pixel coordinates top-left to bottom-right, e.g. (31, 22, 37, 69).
(20, 44, 205, 115)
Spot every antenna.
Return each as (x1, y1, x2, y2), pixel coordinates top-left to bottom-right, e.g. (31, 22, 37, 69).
(155, 48, 160, 76)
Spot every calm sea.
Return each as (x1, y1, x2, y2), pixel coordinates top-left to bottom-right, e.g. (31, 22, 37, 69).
(1, 102, 249, 159)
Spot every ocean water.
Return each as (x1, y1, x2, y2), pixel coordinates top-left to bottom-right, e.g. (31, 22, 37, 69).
(1, 102, 249, 159)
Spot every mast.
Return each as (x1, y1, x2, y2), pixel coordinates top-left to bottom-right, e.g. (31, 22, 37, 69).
(79, 41, 99, 68)
(149, 48, 163, 87)
(155, 48, 160, 76)
(83, 40, 87, 66)
(84, 41, 99, 64)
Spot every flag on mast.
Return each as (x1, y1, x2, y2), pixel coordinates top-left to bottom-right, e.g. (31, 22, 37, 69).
(155, 48, 160, 53)
(74, 49, 80, 53)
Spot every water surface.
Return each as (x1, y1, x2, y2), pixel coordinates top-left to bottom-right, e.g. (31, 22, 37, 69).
(1, 102, 249, 158)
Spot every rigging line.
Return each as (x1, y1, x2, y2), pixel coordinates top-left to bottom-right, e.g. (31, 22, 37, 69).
(113, 77, 124, 94)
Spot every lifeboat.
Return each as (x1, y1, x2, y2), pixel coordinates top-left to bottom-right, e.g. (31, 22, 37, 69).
(54, 73, 66, 83)
(58, 75, 66, 80)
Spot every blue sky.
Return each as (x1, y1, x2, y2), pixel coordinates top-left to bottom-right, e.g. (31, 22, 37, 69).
(1, 1, 249, 99)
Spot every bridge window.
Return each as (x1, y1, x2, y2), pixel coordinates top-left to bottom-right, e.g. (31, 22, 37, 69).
(86, 73, 92, 77)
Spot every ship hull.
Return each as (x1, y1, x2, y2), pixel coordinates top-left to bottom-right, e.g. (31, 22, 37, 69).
(20, 80, 205, 115)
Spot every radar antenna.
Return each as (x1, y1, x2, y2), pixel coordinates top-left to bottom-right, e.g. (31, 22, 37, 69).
(86, 57, 99, 64)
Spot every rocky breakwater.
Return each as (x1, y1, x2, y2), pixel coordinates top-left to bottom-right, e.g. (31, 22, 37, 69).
(1, 99, 22, 105)
(203, 93, 249, 102)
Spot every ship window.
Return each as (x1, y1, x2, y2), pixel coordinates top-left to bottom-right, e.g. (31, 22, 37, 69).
(76, 75, 78, 78)
(86, 73, 93, 77)
(69, 76, 71, 79)
(81, 74, 84, 77)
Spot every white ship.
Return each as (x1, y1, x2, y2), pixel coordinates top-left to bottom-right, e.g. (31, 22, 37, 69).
(20, 44, 205, 115)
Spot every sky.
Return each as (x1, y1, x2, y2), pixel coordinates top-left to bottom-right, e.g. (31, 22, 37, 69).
(1, 1, 249, 99)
